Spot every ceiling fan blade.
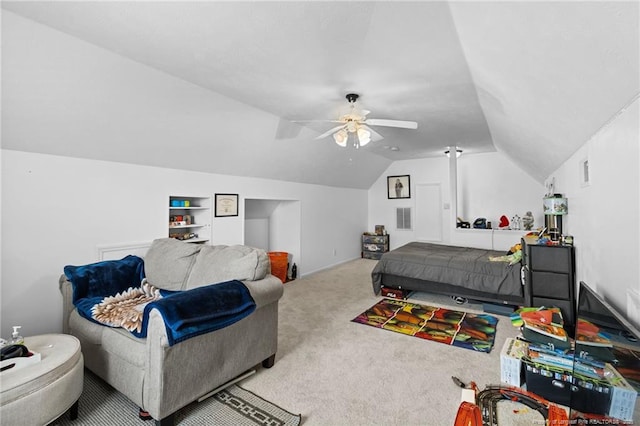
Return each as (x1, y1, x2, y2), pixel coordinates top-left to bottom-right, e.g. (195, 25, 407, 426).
(315, 124, 347, 140)
(365, 119, 418, 129)
(361, 125, 384, 142)
(275, 118, 303, 140)
(291, 119, 342, 124)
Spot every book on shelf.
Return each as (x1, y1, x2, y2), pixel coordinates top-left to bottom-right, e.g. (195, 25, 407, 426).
(510, 307, 541, 327)
(527, 344, 606, 380)
(522, 315, 568, 341)
(520, 308, 570, 350)
(522, 317, 568, 341)
(521, 328, 571, 351)
(573, 360, 606, 380)
(528, 343, 573, 359)
(513, 306, 563, 327)
(527, 345, 574, 369)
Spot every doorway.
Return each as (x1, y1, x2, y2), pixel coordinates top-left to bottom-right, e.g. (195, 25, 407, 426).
(415, 183, 442, 242)
(244, 198, 301, 275)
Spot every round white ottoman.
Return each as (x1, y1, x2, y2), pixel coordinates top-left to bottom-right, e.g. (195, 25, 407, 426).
(1, 334, 84, 425)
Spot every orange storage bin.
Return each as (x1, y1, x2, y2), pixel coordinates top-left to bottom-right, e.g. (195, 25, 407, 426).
(268, 252, 289, 283)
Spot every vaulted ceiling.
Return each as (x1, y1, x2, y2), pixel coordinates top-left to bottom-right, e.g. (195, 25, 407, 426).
(2, 1, 638, 189)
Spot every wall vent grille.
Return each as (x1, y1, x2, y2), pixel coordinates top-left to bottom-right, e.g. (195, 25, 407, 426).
(396, 207, 412, 230)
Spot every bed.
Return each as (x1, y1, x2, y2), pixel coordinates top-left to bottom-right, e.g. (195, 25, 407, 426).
(371, 242, 526, 306)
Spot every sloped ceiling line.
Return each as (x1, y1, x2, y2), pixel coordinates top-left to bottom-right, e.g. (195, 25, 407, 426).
(2, 1, 638, 188)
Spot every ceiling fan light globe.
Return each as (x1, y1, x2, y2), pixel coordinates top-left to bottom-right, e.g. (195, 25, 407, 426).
(357, 128, 371, 146)
(333, 130, 348, 147)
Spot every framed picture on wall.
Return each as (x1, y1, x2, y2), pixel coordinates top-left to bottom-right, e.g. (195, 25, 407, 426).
(387, 175, 411, 199)
(215, 193, 239, 217)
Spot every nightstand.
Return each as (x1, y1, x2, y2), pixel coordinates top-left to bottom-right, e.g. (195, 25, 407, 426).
(362, 234, 389, 260)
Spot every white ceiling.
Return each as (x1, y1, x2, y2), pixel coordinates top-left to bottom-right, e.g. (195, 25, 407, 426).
(2, 1, 638, 189)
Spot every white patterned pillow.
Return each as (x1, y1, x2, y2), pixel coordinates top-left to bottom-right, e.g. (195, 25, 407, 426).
(91, 280, 162, 333)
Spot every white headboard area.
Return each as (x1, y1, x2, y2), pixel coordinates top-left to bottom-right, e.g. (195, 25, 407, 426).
(96, 241, 152, 261)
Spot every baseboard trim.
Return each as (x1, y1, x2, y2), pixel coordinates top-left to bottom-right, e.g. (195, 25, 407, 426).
(300, 256, 363, 278)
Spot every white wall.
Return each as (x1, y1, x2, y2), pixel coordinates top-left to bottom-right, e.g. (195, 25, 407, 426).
(547, 98, 640, 327)
(270, 200, 301, 276)
(244, 218, 270, 250)
(1, 150, 367, 337)
(456, 152, 546, 229)
(368, 152, 545, 251)
(367, 111, 639, 330)
(243, 199, 301, 273)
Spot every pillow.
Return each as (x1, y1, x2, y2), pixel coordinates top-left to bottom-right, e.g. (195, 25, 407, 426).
(144, 238, 203, 290)
(64, 255, 145, 304)
(91, 280, 163, 333)
(185, 245, 270, 289)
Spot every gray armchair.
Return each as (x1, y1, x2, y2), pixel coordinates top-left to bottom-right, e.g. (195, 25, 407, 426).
(59, 238, 283, 425)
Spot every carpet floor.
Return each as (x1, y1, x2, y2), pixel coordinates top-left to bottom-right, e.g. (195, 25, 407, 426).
(51, 369, 301, 426)
(240, 258, 525, 425)
(53, 258, 527, 425)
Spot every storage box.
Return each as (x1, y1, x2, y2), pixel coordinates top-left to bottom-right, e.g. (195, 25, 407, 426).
(380, 286, 412, 300)
(500, 338, 527, 387)
(523, 361, 637, 421)
(523, 358, 611, 415)
(362, 234, 388, 244)
(603, 363, 637, 422)
(363, 243, 387, 253)
(363, 251, 384, 260)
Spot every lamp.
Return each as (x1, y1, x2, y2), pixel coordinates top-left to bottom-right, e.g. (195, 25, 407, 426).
(543, 194, 568, 241)
(445, 148, 463, 158)
(356, 127, 371, 147)
(333, 129, 348, 147)
(333, 121, 371, 148)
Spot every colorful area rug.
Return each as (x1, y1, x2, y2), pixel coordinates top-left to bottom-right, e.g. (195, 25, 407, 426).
(353, 299, 499, 353)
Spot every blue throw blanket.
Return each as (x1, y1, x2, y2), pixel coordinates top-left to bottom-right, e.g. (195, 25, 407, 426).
(64, 255, 145, 304)
(141, 280, 256, 346)
(65, 255, 147, 329)
(66, 257, 256, 346)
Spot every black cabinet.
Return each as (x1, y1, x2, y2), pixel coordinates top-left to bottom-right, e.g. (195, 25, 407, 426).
(362, 234, 389, 260)
(522, 239, 576, 333)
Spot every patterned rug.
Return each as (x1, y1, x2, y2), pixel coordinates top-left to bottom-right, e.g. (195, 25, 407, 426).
(52, 370, 302, 426)
(353, 299, 499, 353)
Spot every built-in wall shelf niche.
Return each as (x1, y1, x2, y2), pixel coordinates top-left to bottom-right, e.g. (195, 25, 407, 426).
(168, 195, 212, 243)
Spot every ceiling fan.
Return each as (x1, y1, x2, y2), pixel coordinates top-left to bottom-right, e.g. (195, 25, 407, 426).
(298, 94, 418, 148)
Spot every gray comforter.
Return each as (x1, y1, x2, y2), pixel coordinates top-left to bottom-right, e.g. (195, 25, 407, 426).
(371, 242, 522, 298)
